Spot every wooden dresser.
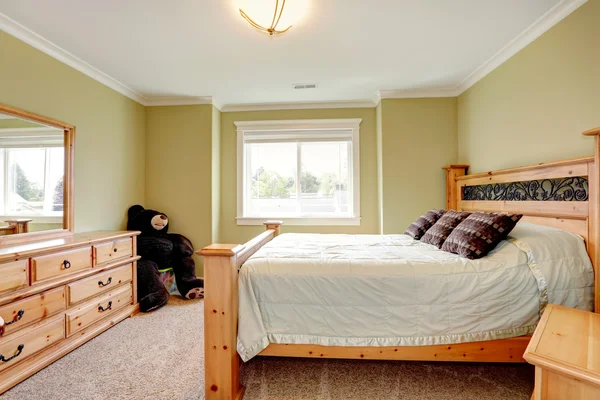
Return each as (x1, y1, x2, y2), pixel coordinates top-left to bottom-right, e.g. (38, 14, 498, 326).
(0, 231, 140, 394)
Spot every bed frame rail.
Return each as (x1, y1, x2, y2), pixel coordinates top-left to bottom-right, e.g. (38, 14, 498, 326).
(260, 338, 530, 362)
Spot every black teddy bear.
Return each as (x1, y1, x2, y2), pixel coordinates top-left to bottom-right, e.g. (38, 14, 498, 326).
(127, 205, 204, 312)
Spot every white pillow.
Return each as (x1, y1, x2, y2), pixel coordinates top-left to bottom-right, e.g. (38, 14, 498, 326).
(509, 221, 594, 311)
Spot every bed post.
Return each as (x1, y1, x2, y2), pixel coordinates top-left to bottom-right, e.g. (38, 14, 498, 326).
(198, 221, 283, 399)
(198, 243, 245, 400)
(443, 165, 469, 210)
(583, 127, 600, 312)
(264, 220, 283, 236)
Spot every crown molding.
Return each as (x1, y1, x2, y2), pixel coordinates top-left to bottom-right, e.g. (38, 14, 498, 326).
(143, 96, 213, 107)
(456, 0, 587, 94)
(220, 100, 377, 112)
(0, 0, 586, 108)
(373, 91, 382, 106)
(0, 12, 216, 107)
(378, 88, 460, 99)
(0, 11, 148, 105)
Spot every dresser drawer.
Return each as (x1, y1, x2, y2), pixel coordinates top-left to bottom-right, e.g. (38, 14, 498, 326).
(0, 287, 65, 338)
(66, 284, 132, 337)
(0, 260, 28, 294)
(0, 315, 64, 373)
(67, 264, 132, 305)
(31, 247, 92, 282)
(93, 238, 133, 266)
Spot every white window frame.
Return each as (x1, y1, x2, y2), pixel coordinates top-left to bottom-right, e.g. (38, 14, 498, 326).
(235, 119, 361, 226)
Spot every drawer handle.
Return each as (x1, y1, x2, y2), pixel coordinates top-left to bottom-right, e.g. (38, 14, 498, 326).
(0, 344, 24, 363)
(5, 310, 25, 326)
(98, 277, 113, 287)
(62, 260, 71, 269)
(98, 301, 112, 312)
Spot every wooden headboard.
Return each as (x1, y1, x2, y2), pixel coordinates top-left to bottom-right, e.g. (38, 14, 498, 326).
(444, 128, 600, 312)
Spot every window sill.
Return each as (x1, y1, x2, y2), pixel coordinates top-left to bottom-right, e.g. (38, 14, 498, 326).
(1, 215, 62, 224)
(236, 217, 361, 226)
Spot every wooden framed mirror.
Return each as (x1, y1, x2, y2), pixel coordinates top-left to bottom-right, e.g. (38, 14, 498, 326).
(0, 104, 74, 245)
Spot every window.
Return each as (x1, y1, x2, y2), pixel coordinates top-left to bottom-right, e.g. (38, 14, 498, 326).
(0, 129, 64, 219)
(236, 119, 361, 225)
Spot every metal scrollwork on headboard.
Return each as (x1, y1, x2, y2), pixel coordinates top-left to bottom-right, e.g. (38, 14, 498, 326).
(462, 177, 589, 201)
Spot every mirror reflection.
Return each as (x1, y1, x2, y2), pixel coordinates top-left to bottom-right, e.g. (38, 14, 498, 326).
(0, 112, 64, 234)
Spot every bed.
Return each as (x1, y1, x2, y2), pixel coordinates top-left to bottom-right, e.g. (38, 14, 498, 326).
(237, 224, 593, 362)
(199, 127, 600, 400)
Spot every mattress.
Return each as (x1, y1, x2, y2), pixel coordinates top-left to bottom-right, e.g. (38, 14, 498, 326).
(237, 222, 594, 361)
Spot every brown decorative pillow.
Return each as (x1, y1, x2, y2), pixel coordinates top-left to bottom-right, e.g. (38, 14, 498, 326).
(405, 210, 446, 240)
(420, 210, 471, 248)
(442, 212, 523, 259)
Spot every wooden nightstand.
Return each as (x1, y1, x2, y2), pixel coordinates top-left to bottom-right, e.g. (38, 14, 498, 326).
(524, 304, 600, 399)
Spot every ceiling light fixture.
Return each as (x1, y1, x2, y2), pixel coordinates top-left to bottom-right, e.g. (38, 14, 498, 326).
(240, 0, 292, 36)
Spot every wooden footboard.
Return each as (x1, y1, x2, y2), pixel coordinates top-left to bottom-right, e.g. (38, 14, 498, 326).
(198, 221, 282, 400)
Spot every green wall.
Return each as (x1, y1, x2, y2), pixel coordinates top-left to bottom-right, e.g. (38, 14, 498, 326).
(458, 0, 600, 173)
(144, 102, 458, 255)
(379, 98, 458, 233)
(145, 105, 215, 273)
(0, 30, 146, 232)
(219, 108, 379, 244)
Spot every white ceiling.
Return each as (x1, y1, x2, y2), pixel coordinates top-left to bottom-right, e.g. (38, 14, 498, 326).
(0, 0, 586, 108)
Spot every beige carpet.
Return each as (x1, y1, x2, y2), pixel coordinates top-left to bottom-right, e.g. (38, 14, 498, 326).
(241, 357, 534, 400)
(2, 296, 205, 400)
(1, 298, 534, 400)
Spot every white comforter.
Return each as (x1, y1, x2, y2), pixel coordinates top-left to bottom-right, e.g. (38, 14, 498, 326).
(237, 222, 594, 361)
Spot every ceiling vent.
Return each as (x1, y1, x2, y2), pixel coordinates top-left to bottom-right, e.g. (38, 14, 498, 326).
(293, 83, 318, 90)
